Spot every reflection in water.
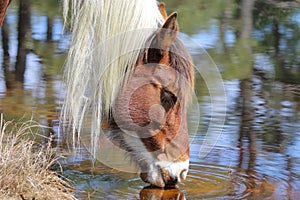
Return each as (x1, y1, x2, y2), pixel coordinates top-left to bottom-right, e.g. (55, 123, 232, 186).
(1, 19, 9, 63)
(0, 0, 300, 199)
(186, 162, 277, 199)
(15, 0, 31, 82)
(237, 77, 258, 198)
(0, 1, 66, 124)
(140, 187, 185, 200)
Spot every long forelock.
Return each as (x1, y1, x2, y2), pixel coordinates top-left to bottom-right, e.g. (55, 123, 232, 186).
(61, 0, 164, 152)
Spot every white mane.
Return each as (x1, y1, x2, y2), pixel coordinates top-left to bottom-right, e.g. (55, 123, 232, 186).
(61, 0, 164, 151)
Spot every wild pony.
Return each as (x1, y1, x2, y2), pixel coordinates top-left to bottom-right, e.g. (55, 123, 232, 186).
(62, 0, 194, 188)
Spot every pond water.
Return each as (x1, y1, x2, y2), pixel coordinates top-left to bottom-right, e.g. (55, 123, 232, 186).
(1, 0, 300, 199)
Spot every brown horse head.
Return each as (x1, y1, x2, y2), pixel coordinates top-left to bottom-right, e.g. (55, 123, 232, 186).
(112, 12, 194, 187)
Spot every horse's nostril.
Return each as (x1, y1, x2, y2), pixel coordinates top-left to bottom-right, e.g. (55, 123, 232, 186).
(161, 168, 188, 186)
(160, 167, 179, 186)
(165, 176, 178, 186)
(180, 169, 188, 181)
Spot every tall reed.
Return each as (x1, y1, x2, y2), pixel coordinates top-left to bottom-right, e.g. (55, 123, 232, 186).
(0, 116, 77, 200)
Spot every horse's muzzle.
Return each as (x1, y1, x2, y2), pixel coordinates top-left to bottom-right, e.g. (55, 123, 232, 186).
(140, 160, 189, 188)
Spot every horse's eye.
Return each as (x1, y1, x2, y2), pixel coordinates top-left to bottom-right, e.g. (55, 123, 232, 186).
(160, 89, 177, 112)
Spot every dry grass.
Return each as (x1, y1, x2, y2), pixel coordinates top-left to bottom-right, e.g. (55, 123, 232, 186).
(0, 116, 77, 200)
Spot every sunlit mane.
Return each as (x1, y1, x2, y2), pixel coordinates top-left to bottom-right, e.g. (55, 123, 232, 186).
(62, 0, 164, 147)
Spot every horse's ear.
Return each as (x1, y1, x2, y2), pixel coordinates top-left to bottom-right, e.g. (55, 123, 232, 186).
(158, 2, 168, 20)
(159, 12, 178, 50)
(146, 12, 179, 63)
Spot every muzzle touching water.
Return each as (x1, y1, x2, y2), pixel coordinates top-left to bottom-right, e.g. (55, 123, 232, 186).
(140, 160, 189, 188)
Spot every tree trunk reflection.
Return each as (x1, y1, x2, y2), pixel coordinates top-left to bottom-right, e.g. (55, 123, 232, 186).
(47, 16, 53, 41)
(237, 0, 257, 197)
(15, 0, 32, 82)
(1, 18, 12, 90)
